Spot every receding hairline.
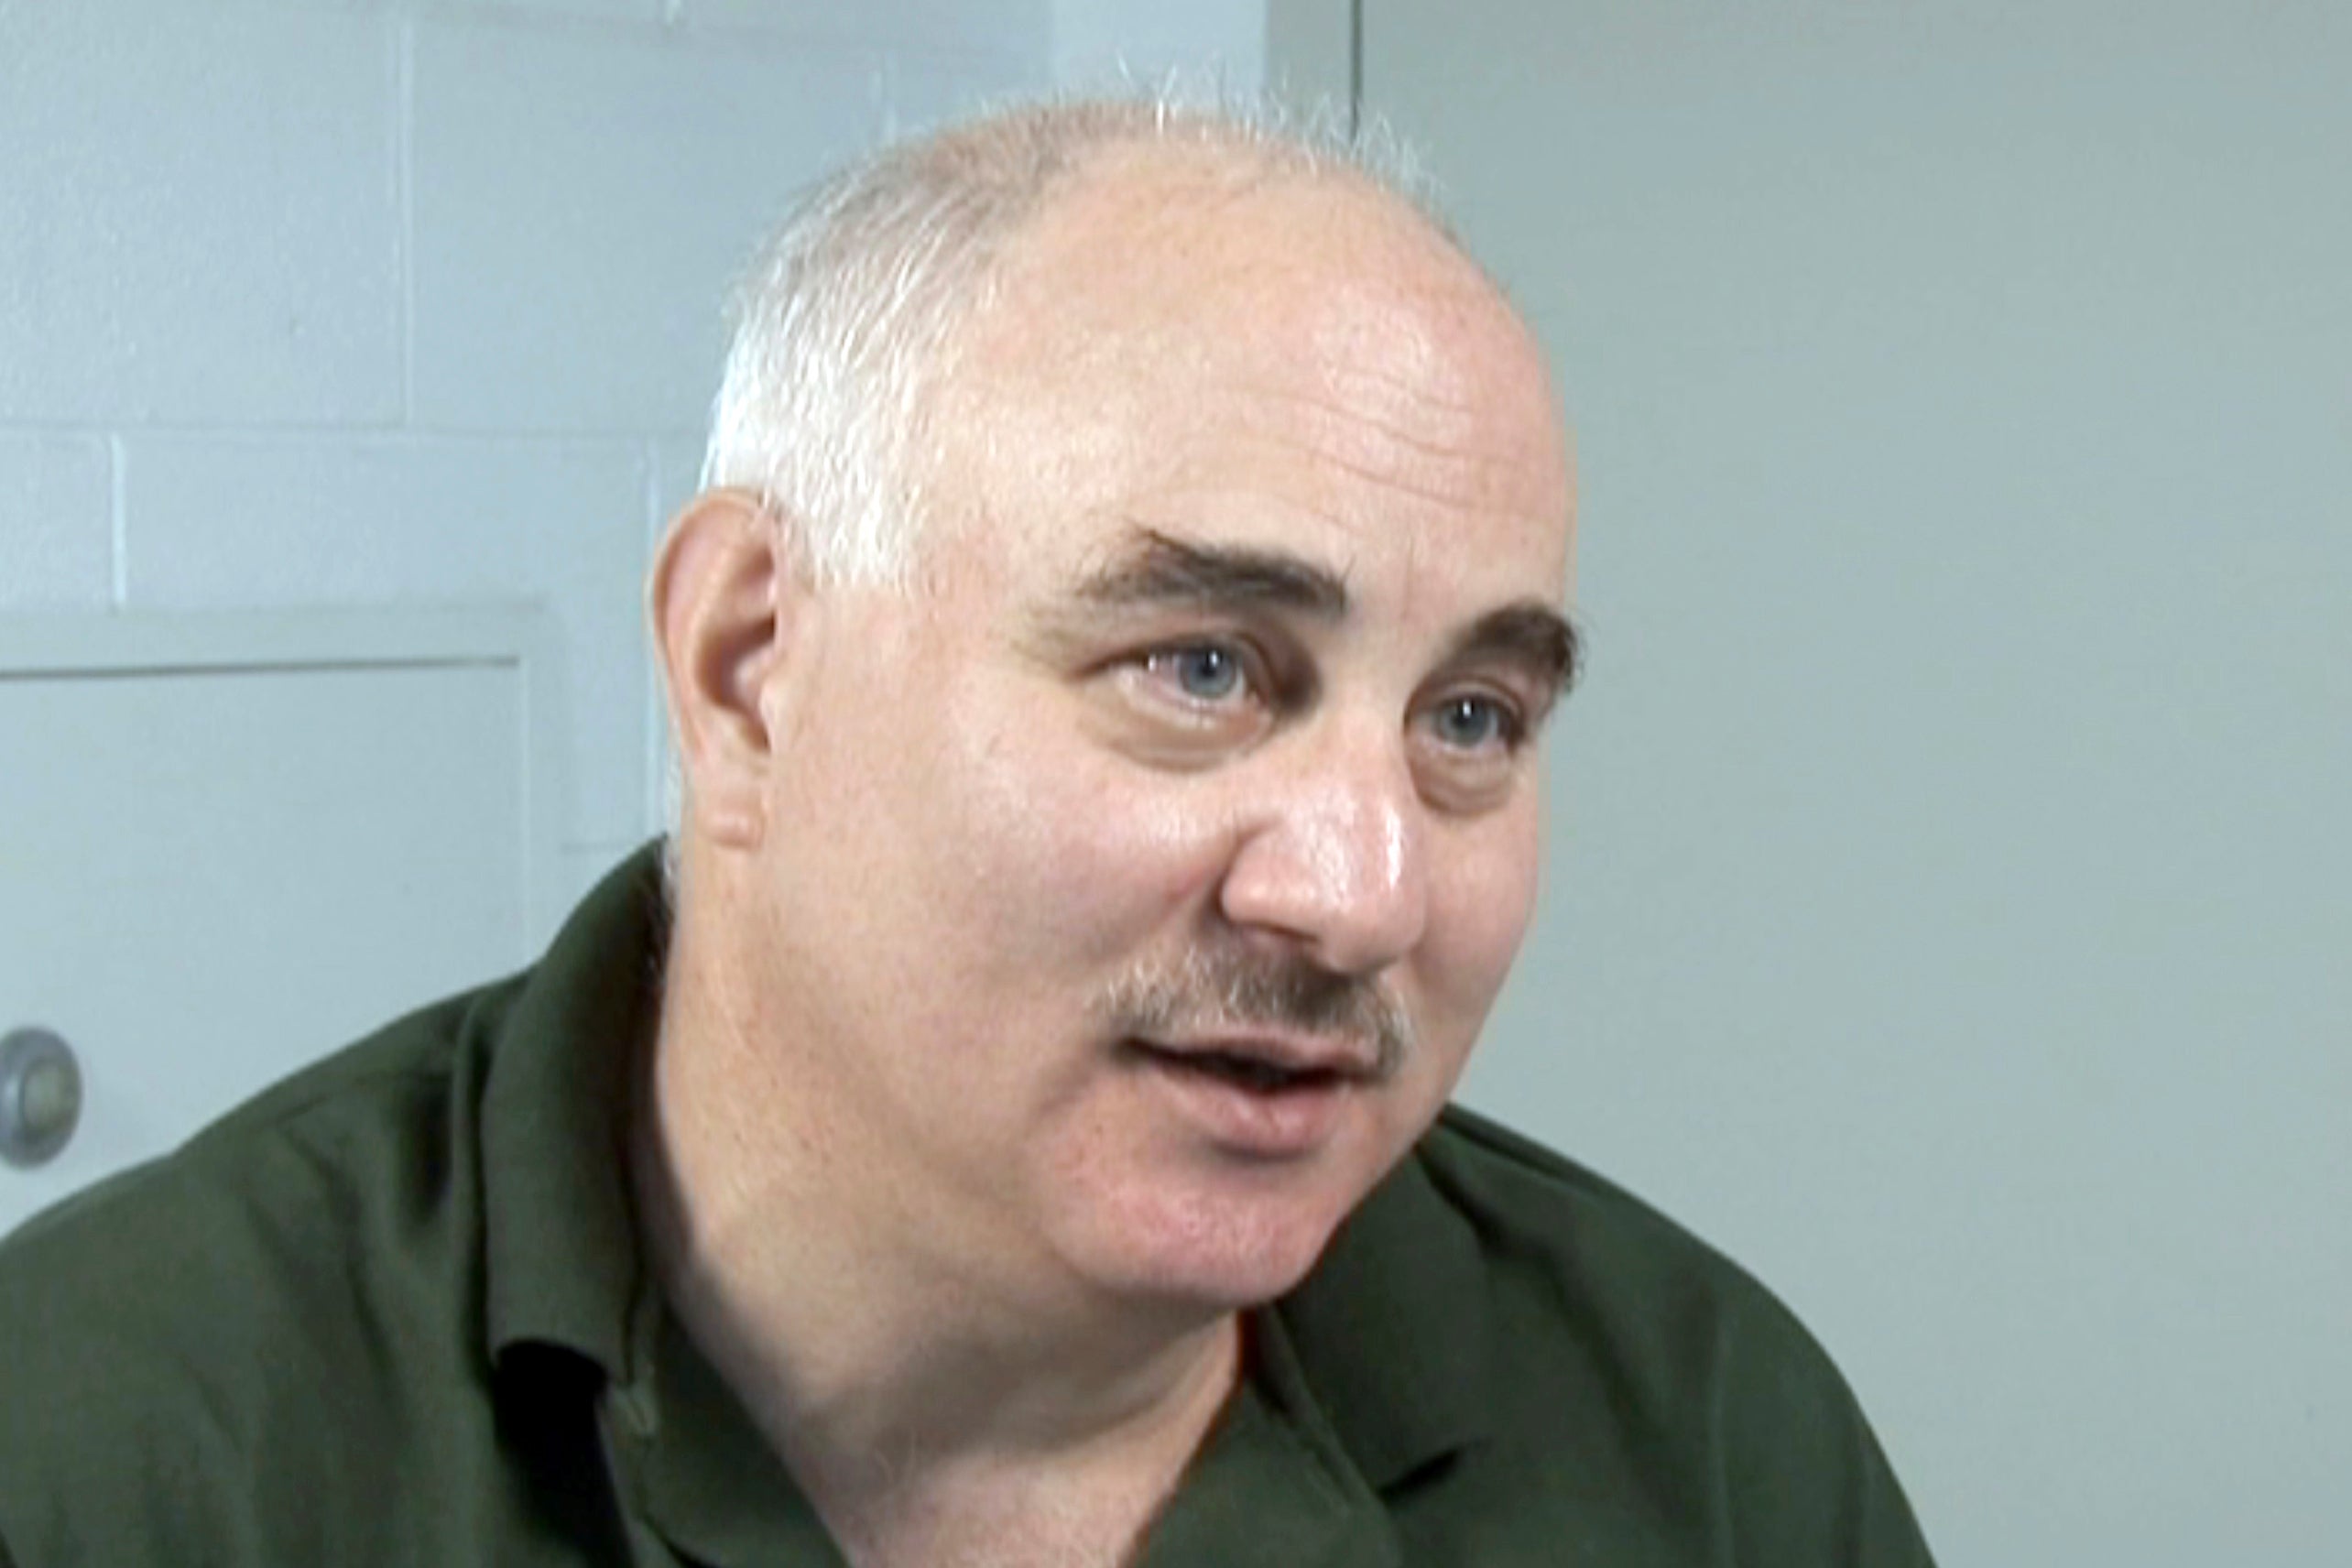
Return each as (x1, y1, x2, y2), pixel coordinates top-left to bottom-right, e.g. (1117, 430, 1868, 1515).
(696, 95, 1498, 593)
(907, 109, 1519, 433)
(910, 103, 1479, 313)
(872, 97, 1441, 230)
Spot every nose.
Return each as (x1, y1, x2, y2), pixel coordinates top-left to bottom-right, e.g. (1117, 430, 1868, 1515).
(1215, 729, 1430, 978)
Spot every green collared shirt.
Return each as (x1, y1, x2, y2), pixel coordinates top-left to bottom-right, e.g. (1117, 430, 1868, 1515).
(0, 847, 1933, 1566)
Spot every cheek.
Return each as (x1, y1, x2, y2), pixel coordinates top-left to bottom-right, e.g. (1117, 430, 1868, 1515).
(923, 700, 1230, 984)
(1421, 813, 1543, 1035)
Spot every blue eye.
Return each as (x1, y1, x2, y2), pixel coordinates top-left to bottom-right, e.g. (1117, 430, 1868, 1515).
(1431, 695, 1517, 750)
(1149, 644, 1247, 702)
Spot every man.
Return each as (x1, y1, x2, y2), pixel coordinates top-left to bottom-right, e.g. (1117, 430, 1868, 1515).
(0, 101, 1933, 1565)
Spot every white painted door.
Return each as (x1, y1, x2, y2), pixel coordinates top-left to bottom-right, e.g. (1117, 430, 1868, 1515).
(0, 608, 562, 1236)
(1345, 5, 2352, 1563)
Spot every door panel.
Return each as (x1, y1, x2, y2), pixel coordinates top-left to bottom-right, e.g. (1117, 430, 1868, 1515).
(1, 609, 561, 1235)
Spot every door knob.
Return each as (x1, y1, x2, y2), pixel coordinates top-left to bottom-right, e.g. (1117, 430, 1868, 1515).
(2, 1027, 82, 1169)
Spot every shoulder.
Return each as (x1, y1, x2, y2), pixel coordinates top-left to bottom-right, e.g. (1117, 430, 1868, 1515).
(1414, 1101, 1803, 1345)
(0, 977, 520, 1564)
(1408, 1105, 1936, 1564)
(4, 973, 517, 1282)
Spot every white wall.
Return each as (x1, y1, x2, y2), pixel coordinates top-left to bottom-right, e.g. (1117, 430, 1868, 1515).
(1350, 3, 2352, 1563)
(3, 0, 1266, 937)
(1055, 0, 1265, 93)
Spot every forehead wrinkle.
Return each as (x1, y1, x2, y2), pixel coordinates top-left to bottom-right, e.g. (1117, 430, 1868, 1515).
(1224, 416, 1548, 520)
(1233, 376, 1485, 460)
(1293, 266, 1551, 421)
(1218, 374, 1563, 523)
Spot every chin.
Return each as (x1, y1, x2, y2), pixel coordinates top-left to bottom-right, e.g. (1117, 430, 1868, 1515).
(1072, 1173, 1367, 1316)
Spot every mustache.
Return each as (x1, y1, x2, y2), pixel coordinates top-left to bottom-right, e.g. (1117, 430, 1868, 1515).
(1095, 946, 1416, 1081)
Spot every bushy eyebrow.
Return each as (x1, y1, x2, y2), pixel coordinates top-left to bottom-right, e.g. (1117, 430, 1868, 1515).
(1062, 525, 1580, 698)
(1072, 528, 1349, 618)
(1447, 604, 1583, 701)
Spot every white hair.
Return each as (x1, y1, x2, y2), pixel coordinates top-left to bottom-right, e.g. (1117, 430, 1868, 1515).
(663, 94, 1439, 865)
(696, 92, 1437, 587)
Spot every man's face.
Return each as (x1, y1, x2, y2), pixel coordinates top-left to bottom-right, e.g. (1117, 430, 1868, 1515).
(738, 159, 1574, 1315)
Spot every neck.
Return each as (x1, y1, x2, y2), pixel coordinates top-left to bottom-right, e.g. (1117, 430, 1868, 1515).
(631, 899, 1243, 1508)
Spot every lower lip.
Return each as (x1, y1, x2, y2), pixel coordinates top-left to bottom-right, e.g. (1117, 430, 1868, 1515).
(1132, 1047, 1356, 1159)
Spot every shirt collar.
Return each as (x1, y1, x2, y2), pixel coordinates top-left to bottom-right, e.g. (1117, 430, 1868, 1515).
(480, 842, 670, 1379)
(1270, 1139, 1498, 1490)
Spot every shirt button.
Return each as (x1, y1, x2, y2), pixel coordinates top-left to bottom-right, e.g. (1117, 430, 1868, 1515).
(611, 1381, 659, 1441)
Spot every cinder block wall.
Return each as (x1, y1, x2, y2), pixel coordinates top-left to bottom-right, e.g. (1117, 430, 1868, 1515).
(2, 1, 1262, 931)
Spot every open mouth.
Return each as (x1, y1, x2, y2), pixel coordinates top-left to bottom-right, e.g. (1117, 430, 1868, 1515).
(1128, 1041, 1348, 1094)
(1121, 1036, 1362, 1154)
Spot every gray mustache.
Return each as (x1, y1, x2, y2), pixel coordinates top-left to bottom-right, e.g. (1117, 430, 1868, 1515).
(1098, 948, 1415, 1081)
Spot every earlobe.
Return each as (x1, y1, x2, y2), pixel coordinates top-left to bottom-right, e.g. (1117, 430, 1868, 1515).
(649, 489, 801, 851)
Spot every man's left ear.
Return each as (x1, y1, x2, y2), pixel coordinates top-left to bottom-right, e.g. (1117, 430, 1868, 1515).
(648, 488, 809, 853)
